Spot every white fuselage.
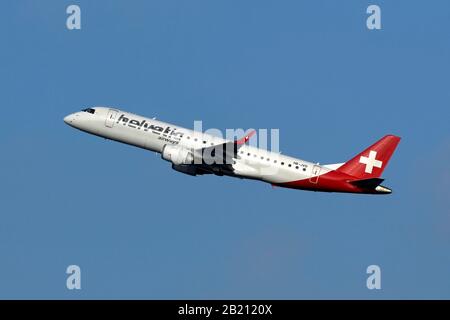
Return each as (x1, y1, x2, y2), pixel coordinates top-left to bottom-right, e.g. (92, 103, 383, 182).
(64, 107, 331, 185)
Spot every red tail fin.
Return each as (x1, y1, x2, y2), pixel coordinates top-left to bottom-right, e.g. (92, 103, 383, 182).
(337, 135, 401, 179)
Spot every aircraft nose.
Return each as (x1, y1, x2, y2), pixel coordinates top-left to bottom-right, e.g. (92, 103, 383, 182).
(64, 114, 75, 125)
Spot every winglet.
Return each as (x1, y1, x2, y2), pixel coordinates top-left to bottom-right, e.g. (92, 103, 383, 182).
(235, 129, 256, 145)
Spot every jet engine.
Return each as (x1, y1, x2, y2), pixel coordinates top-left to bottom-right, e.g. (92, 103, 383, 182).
(161, 144, 194, 165)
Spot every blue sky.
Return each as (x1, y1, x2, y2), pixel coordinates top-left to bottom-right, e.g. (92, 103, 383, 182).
(0, 0, 449, 299)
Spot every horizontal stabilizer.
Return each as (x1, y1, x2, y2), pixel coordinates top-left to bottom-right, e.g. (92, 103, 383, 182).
(349, 178, 384, 189)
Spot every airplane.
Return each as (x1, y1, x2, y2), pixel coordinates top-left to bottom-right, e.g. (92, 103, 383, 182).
(64, 107, 401, 194)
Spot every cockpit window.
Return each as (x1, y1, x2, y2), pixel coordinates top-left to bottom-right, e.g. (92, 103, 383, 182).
(82, 108, 96, 114)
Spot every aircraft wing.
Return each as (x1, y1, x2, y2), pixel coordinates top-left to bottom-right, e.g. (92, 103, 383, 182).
(196, 129, 256, 165)
(170, 130, 256, 176)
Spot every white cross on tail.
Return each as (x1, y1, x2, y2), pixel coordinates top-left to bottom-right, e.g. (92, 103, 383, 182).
(359, 150, 383, 174)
